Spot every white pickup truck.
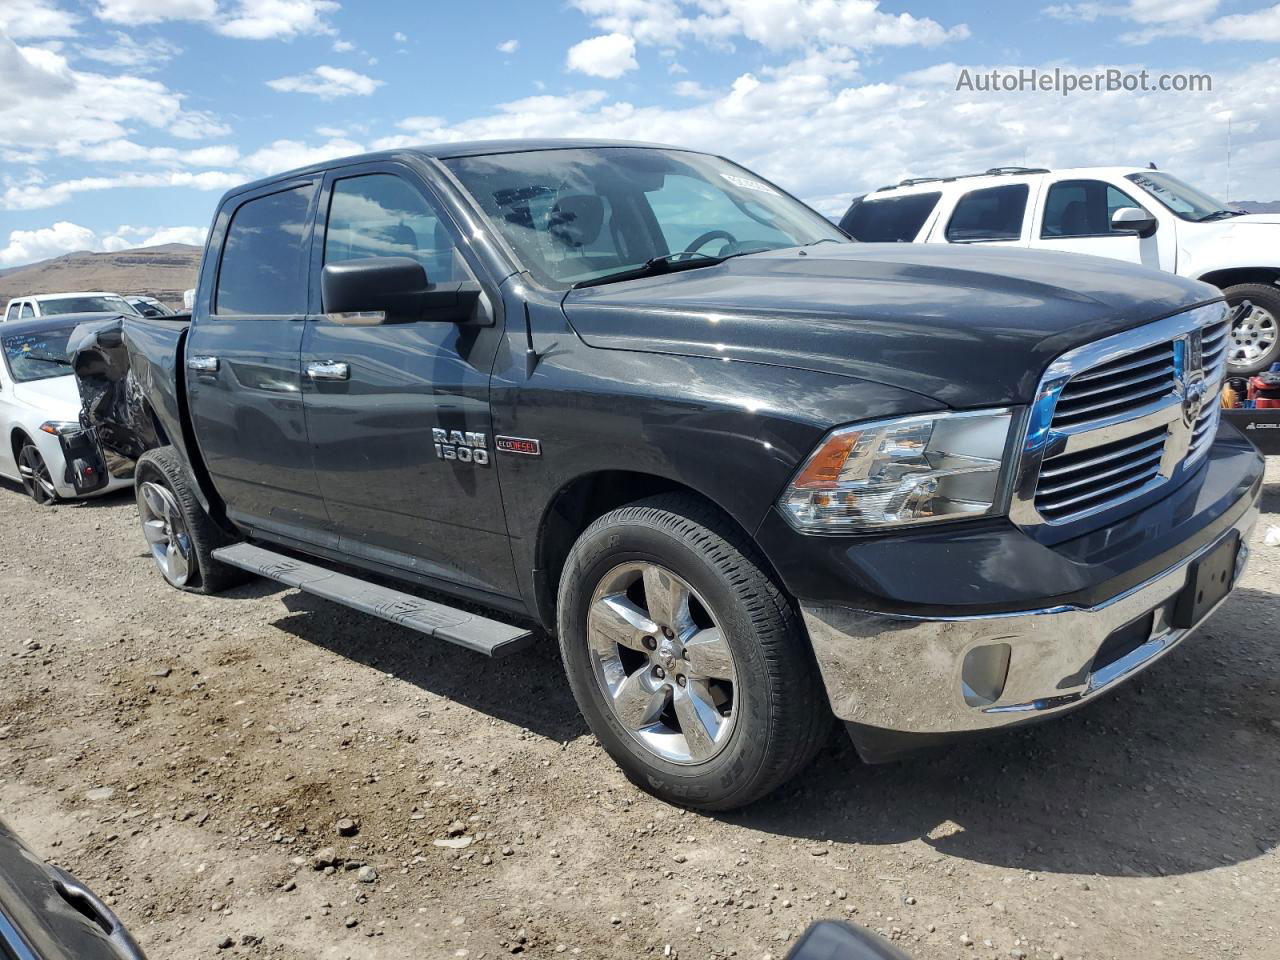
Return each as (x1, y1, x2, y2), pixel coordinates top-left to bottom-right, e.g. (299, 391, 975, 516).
(840, 166, 1280, 373)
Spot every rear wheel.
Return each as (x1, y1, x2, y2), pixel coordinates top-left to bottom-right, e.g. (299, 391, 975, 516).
(1224, 283, 1280, 375)
(17, 440, 58, 506)
(134, 446, 246, 594)
(557, 494, 831, 810)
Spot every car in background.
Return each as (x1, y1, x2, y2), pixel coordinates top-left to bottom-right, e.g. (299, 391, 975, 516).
(0, 817, 147, 960)
(4, 293, 140, 322)
(840, 166, 1280, 373)
(0, 315, 131, 504)
(123, 296, 175, 318)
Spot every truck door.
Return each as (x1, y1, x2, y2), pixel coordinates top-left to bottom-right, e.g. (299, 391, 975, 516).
(185, 179, 333, 541)
(1030, 178, 1162, 269)
(301, 164, 516, 597)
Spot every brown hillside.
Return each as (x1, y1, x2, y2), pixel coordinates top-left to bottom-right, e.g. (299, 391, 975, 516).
(0, 244, 202, 310)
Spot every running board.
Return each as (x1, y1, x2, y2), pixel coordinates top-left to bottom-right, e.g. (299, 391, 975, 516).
(211, 542, 534, 657)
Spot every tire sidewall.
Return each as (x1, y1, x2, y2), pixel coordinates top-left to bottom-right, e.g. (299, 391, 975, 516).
(135, 452, 206, 593)
(558, 518, 779, 808)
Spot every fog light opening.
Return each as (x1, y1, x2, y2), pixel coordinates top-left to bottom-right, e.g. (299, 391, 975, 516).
(961, 642, 1012, 708)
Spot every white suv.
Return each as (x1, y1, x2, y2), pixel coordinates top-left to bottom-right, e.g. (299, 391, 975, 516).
(840, 167, 1280, 373)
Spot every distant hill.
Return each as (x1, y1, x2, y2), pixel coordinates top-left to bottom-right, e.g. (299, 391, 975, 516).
(0, 243, 201, 309)
(1233, 200, 1280, 214)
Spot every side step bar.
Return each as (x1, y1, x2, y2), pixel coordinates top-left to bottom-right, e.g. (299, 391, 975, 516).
(212, 542, 534, 657)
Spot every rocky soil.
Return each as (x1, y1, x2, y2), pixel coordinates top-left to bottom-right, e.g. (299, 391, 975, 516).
(1, 468, 1278, 960)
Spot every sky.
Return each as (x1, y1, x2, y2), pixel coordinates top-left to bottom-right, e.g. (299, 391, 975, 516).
(1, 0, 1278, 267)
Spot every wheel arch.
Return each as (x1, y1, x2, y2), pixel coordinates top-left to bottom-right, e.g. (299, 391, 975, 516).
(10, 427, 33, 462)
(530, 469, 788, 632)
(1196, 267, 1280, 290)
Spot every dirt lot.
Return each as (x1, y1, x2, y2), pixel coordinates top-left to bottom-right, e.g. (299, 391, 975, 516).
(1, 468, 1278, 960)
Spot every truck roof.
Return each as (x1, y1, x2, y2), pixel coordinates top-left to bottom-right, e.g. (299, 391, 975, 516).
(227, 138, 700, 199)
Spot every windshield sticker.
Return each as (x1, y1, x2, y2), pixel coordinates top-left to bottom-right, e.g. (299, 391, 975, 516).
(720, 173, 779, 196)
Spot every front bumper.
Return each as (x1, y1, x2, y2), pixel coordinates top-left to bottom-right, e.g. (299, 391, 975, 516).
(784, 427, 1263, 758)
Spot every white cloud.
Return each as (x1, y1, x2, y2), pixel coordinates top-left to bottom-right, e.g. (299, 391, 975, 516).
(0, 221, 97, 266)
(0, 221, 210, 267)
(240, 137, 364, 176)
(3, 171, 242, 211)
(217, 0, 339, 39)
(1043, 0, 1280, 43)
(569, 0, 968, 51)
(168, 110, 232, 140)
(498, 38, 519, 53)
(0, 0, 78, 38)
(673, 79, 713, 97)
(332, 38, 354, 52)
(78, 31, 182, 70)
(566, 33, 638, 78)
(1211, 3, 1280, 41)
(95, 0, 218, 25)
(266, 65, 382, 98)
(393, 30, 408, 43)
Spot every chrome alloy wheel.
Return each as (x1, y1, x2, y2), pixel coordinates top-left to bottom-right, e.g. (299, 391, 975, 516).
(1231, 304, 1279, 365)
(587, 562, 738, 765)
(138, 481, 194, 587)
(17, 444, 57, 504)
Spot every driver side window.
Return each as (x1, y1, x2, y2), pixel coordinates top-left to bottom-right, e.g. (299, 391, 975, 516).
(646, 174, 791, 255)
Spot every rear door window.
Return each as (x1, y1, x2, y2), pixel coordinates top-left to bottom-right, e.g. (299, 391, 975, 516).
(839, 193, 940, 242)
(215, 185, 315, 316)
(945, 184, 1029, 242)
(4, 303, 18, 321)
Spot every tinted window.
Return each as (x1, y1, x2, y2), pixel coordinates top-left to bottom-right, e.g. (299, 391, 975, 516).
(215, 185, 313, 315)
(4, 304, 17, 321)
(1042, 180, 1148, 238)
(946, 184, 1029, 242)
(324, 174, 468, 284)
(20, 303, 34, 318)
(2, 324, 77, 382)
(840, 193, 941, 242)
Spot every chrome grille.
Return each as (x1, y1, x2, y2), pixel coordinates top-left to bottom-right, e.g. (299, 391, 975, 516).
(1016, 302, 1230, 529)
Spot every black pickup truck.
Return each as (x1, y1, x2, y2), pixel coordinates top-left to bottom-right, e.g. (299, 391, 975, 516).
(73, 138, 1263, 809)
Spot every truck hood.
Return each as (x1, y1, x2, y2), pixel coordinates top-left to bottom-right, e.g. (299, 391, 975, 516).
(561, 244, 1217, 407)
(10, 374, 82, 420)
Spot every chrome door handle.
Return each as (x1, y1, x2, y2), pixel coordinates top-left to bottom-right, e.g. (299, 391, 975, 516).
(188, 355, 219, 373)
(306, 361, 350, 381)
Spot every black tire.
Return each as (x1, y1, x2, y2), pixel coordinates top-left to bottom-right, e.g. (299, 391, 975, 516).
(134, 446, 247, 594)
(16, 438, 58, 506)
(557, 494, 832, 810)
(1223, 283, 1280, 375)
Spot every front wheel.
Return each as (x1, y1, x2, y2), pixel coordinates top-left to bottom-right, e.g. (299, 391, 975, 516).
(134, 446, 247, 594)
(557, 494, 831, 810)
(1225, 283, 1280, 375)
(17, 440, 58, 506)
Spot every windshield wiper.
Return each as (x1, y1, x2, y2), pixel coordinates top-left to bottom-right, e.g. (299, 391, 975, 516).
(1197, 209, 1245, 222)
(572, 252, 726, 289)
(21, 354, 72, 367)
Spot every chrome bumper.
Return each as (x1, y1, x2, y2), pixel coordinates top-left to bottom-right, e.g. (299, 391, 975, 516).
(801, 509, 1257, 736)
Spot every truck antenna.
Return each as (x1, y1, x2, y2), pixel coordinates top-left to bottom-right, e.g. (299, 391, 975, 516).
(524, 301, 539, 378)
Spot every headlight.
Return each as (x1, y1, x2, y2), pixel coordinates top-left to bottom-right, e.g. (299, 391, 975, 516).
(39, 420, 81, 436)
(779, 409, 1017, 533)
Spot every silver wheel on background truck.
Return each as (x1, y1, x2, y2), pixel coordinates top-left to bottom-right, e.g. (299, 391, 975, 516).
(557, 493, 831, 810)
(1225, 283, 1280, 374)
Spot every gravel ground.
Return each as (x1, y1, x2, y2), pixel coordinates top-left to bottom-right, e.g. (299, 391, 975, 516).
(1, 466, 1278, 960)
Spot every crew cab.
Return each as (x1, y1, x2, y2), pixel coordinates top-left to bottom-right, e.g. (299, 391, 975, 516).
(840, 166, 1280, 373)
(73, 139, 1262, 809)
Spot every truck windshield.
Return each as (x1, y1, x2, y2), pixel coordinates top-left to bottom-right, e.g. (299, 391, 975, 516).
(37, 295, 139, 316)
(2, 325, 77, 383)
(445, 147, 848, 289)
(1125, 172, 1240, 222)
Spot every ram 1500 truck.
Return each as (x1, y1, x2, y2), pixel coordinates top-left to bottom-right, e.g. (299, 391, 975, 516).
(74, 139, 1263, 810)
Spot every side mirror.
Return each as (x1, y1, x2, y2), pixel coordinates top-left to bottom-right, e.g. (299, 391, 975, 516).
(321, 256, 483, 325)
(1111, 207, 1158, 239)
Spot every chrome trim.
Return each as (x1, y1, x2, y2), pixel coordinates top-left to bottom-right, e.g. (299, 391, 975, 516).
(1013, 302, 1229, 531)
(0, 908, 38, 960)
(187, 355, 219, 373)
(801, 506, 1256, 735)
(305, 360, 351, 381)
